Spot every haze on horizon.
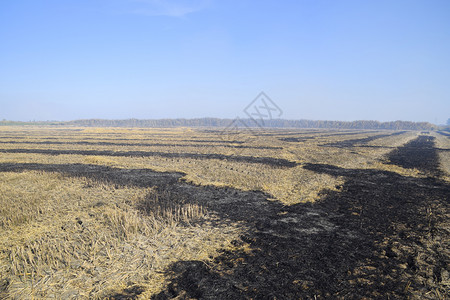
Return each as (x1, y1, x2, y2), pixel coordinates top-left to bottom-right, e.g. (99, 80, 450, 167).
(1, 0, 449, 124)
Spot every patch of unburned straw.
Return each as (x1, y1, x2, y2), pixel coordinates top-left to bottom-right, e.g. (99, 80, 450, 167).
(368, 161, 422, 177)
(0, 171, 242, 299)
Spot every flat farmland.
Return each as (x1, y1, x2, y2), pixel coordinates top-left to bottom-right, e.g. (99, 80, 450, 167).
(0, 127, 448, 299)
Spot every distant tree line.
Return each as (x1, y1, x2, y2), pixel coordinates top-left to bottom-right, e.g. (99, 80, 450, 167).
(0, 120, 65, 126)
(65, 118, 437, 130)
(0, 118, 438, 130)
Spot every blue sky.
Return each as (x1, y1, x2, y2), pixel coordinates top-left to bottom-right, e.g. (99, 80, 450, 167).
(1, 0, 449, 123)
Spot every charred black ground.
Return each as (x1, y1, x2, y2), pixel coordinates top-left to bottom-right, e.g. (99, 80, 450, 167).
(388, 135, 442, 176)
(152, 134, 449, 299)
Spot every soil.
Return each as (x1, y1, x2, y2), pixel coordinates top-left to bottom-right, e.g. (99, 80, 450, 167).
(0, 134, 448, 299)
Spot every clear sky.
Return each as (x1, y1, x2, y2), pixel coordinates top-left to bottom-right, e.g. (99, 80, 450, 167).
(1, 0, 449, 123)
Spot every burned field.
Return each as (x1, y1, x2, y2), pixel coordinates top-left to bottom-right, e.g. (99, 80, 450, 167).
(0, 127, 448, 299)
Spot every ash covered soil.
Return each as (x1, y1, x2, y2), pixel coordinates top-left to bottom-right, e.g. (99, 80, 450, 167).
(153, 134, 449, 299)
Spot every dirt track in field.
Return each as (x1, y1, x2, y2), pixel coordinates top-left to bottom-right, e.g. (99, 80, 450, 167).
(152, 134, 449, 299)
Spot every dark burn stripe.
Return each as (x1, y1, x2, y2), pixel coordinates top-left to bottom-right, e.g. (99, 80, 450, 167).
(0, 148, 298, 168)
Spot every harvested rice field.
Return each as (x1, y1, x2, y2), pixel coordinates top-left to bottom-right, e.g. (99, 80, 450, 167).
(0, 127, 448, 299)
